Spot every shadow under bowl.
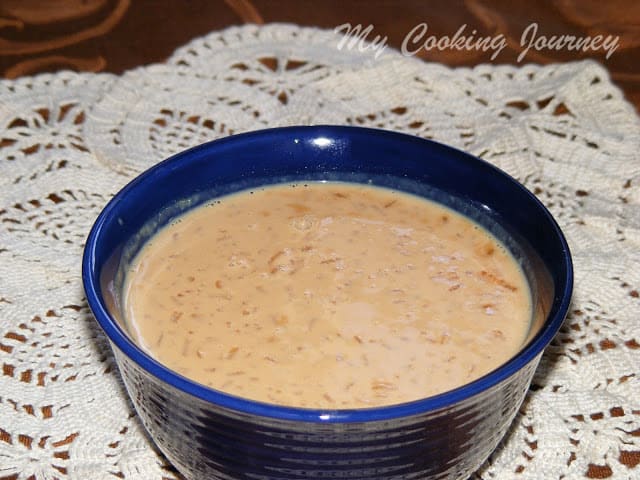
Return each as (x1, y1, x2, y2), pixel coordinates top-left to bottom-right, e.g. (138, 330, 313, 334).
(82, 126, 573, 480)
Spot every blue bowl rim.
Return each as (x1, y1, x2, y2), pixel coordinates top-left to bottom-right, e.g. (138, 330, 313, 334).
(82, 125, 574, 423)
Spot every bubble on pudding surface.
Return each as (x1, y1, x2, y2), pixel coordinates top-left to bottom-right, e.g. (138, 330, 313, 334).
(291, 215, 316, 231)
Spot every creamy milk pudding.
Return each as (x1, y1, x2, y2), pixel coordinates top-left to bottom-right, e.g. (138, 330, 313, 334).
(122, 182, 532, 408)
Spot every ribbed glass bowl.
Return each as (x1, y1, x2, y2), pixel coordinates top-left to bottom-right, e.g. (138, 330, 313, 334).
(82, 126, 573, 480)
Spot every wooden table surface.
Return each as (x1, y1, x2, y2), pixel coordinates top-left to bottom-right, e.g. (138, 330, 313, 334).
(1, 0, 638, 112)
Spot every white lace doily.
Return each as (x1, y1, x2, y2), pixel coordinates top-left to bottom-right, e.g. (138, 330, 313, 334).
(1, 24, 638, 480)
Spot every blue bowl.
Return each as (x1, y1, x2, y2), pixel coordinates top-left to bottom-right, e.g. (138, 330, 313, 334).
(82, 126, 573, 480)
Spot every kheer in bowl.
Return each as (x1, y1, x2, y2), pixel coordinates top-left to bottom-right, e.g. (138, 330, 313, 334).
(83, 126, 573, 480)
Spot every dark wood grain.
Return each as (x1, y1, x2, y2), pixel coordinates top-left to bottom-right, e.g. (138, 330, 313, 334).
(1, 1, 637, 111)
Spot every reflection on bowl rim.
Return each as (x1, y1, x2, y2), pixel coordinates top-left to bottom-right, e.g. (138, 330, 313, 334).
(82, 125, 574, 424)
